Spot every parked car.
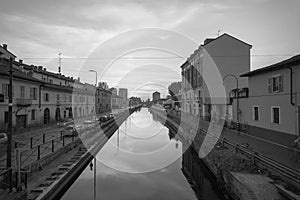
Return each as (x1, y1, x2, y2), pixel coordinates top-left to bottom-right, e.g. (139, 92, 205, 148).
(63, 125, 77, 137)
(108, 113, 114, 119)
(99, 115, 109, 122)
(0, 133, 8, 145)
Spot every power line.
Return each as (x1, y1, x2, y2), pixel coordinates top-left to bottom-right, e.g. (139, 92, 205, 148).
(18, 54, 297, 60)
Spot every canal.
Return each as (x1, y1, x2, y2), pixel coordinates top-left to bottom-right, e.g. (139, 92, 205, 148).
(62, 108, 224, 200)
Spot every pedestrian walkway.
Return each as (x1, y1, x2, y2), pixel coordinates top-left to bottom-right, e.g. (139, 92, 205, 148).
(168, 111, 300, 172)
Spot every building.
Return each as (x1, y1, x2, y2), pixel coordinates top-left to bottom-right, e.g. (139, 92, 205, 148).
(119, 88, 128, 108)
(111, 93, 122, 110)
(152, 91, 160, 102)
(0, 44, 97, 131)
(181, 33, 252, 121)
(0, 44, 16, 60)
(95, 83, 112, 115)
(110, 87, 118, 95)
(234, 54, 300, 141)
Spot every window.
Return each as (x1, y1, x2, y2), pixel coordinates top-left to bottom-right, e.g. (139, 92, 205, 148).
(57, 94, 60, 101)
(253, 106, 259, 121)
(31, 109, 36, 120)
(2, 84, 9, 98)
(20, 86, 25, 99)
(4, 111, 9, 124)
(44, 93, 49, 102)
(30, 87, 37, 100)
(271, 107, 280, 124)
(268, 75, 283, 93)
(69, 95, 72, 102)
(64, 110, 66, 118)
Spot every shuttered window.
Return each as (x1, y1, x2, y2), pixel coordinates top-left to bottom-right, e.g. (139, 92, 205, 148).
(268, 75, 283, 93)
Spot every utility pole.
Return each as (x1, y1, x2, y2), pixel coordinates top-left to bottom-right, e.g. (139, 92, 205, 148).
(7, 58, 13, 168)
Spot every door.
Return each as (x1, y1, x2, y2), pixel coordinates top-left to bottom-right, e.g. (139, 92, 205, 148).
(44, 108, 50, 125)
(55, 108, 61, 122)
(16, 115, 27, 129)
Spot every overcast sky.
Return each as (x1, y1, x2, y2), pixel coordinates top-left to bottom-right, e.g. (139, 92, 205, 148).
(1, 0, 299, 99)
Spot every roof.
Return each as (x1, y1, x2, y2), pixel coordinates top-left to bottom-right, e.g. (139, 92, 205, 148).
(22, 64, 75, 82)
(0, 44, 17, 58)
(0, 60, 44, 84)
(153, 91, 160, 94)
(203, 33, 252, 48)
(241, 54, 300, 77)
(180, 60, 189, 69)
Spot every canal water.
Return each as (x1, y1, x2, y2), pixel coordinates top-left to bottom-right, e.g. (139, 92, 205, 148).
(62, 108, 223, 200)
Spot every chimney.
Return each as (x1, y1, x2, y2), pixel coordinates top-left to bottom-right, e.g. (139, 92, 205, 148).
(43, 68, 46, 71)
(19, 59, 23, 64)
(77, 77, 80, 82)
(38, 66, 43, 71)
(2, 44, 7, 50)
(204, 38, 215, 45)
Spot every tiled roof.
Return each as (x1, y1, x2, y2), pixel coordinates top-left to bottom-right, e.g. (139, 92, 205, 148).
(241, 54, 300, 77)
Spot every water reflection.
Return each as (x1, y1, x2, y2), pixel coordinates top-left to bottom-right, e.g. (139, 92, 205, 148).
(62, 108, 223, 200)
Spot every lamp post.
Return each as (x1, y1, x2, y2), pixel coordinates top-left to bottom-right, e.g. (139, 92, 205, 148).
(89, 70, 97, 120)
(223, 74, 239, 127)
(89, 70, 97, 87)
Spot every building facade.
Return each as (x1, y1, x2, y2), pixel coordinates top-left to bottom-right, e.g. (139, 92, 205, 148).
(152, 91, 160, 102)
(96, 85, 112, 116)
(234, 54, 300, 138)
(181, 33, 252, 121)
(0, 45, 97, 131)
(119, 88, 128, 108)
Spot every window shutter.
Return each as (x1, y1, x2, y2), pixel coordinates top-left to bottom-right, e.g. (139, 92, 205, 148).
(30, 88, 33, 99)
(2, 84, 6, 98)
(268, 78, 272, 93)
(279, 75, 283, 92)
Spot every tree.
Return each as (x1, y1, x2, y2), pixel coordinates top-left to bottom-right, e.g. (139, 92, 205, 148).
(168, 81, 181, 97)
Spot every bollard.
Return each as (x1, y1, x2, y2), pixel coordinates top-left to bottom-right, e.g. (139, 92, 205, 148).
(37, 145, 40, 160)
(52, 140, 54, 152)
(9, 168, 12, 193)
(30, 137, 33, 148)
(24, 172, 28, 189)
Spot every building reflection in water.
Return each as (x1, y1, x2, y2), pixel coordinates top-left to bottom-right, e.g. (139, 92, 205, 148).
(181, 142, 223, 200)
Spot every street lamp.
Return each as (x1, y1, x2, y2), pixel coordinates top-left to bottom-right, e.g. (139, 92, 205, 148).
(89, 69, 97, 86)
(223, 74, 239, 127)
(89, 70, 97, 120)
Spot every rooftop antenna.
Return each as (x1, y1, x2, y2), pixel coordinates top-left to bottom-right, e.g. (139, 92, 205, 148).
(58, 53, 62, 74)
(217, 30, 222, 36)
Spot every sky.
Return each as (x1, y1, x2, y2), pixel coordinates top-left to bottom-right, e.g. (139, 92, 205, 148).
(0, 0, 299, 100)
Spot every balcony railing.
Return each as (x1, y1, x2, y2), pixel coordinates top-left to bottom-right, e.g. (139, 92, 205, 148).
(16, 98, 32, 107)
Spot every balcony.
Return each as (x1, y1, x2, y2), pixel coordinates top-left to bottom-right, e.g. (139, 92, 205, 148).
(16, 98, 32, 107)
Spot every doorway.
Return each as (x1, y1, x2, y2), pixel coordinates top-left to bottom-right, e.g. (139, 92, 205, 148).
(44, 108, 50, 125)
(16, 115, 27, 129)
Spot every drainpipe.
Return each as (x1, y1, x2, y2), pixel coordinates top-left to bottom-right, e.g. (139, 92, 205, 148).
(287, 66, 298, 138)
(39, 85, 42, 108)
(287, 66, 294, 106)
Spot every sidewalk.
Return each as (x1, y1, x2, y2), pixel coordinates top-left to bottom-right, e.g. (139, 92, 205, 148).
(168, 111, 300, 172)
